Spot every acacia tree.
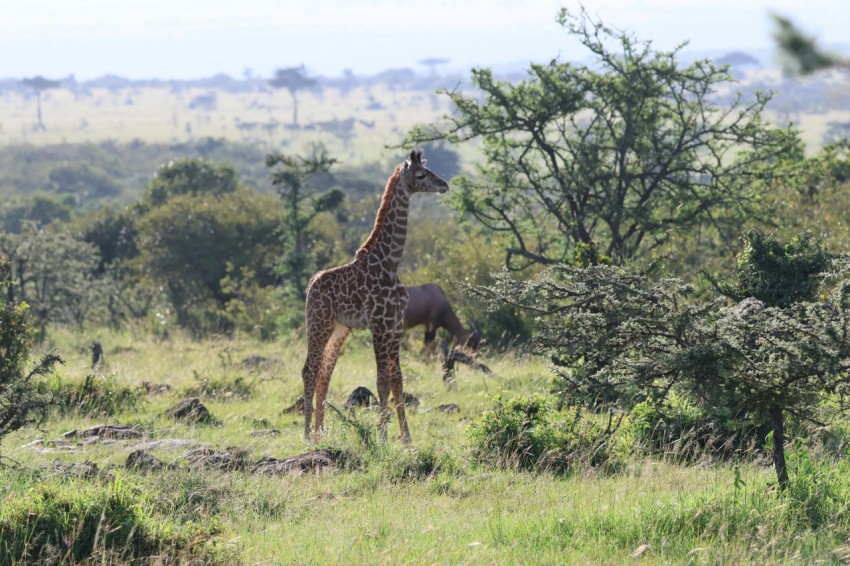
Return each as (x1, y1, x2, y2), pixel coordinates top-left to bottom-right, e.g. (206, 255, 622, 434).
(405, 9, 799, 269)
(268, 66, 318, 128)
(467, 232, 850, 489)
(266, 145, 343, 299)
(20, 76, 60, 131)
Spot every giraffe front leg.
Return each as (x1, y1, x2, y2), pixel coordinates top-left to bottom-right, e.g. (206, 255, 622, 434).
(388, 349, 412, 444)
(376, 371, 391, 444)
(373, 329, 410, 444)
(390, 365, 411, 444)
(301, 364, 316, 442)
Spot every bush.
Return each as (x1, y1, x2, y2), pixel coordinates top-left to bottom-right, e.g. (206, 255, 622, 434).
(629, 393, 767, 462)
(183, 374, 256, 401)
(382, 444, 460, 482)
(468, 393, 622, 473)
(0, 475, 221, 564)
(41, 373, 145, 417)
(0, 256, 62, 445)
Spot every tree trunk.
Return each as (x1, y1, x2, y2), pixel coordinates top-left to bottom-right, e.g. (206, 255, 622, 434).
(289, 90, 299, 128)
(771, 404, 789, 489)
(35, 92, 45, 131)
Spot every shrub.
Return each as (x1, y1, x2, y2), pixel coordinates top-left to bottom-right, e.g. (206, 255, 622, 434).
(183, 374, 256, 401)
(41, 373, 145, 417)
(628, 393, 763, 461)
(382, 444, 460, 482)
(0, 256, 63, 445)
(0, 475, 222, 564)
(468, 393, 622, 473)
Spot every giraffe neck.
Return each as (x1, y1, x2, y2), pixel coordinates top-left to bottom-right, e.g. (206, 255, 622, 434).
(362, 181, 410, 274)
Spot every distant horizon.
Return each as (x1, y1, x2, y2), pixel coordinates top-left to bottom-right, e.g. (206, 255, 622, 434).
(4, 42, 847, 84)
(2, 0, 849, 82)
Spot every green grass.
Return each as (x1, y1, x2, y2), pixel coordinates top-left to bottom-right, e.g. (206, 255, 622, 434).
(2, 327, 850, 563)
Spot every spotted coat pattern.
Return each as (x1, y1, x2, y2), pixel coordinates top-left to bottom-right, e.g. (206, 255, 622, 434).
(300, 150, 449, 443)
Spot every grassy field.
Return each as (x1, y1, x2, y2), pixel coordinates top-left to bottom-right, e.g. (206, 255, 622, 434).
(0, 85, 452, 165)
(3, 327, 850, 564)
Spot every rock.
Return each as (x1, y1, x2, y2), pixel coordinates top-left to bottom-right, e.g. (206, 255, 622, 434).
(62, 424, 143, 440)
(249, 429, 281, 437)
(126, 450, 167, 471)
(142, 381, 172, 395)
(343, 386, 377, 409)
(401, 392, 420, 410)
(341, 387, 418, 411)
(165, 397, 216, 424)
(252, 449, 340, 476)
(436, 403, 460, 414)
(129, 439, 209, 452)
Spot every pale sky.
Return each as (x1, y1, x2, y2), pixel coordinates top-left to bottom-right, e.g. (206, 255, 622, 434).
(1, 0, 848, 80)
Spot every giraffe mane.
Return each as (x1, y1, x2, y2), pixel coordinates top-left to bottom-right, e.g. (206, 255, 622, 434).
(356, 162, 404, 258)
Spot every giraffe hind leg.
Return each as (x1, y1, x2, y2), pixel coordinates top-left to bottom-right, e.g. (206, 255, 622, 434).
(301, 297, 336, 442)
(314, 322, 351, 434)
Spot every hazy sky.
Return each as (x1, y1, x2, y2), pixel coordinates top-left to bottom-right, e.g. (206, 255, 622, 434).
(2, 0, 849, 80)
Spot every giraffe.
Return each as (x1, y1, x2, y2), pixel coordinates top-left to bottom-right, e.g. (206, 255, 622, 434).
(300, 149, 449, 443)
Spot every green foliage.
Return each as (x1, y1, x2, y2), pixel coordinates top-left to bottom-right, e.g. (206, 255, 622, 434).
(771, 14, 848, 75)
(469, 393, 621, 473)
(381, 444, 461, 482)
(406, 8, 798, 269)
(786, 447, 850, 527)
(40, 373, 144, 418)
(628, 394, 762, 461)
(220, 266, 290, 339)
(0, 476, 221, 564)
(136, 187, 281, 334)
(0, 194, 73, 234)
(0, 256, 62, 444)
(709, 230, 830, 307)
(470, 240, 850, 487)
(0, 225, 106, 333)
(142, 157, 239, 209)
(75, 205, 139, 274)
(267, 144, 343, 299)
(48, 162, 121, 201)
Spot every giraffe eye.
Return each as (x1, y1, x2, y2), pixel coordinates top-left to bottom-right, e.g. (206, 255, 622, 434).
(415, 172, 426, 180)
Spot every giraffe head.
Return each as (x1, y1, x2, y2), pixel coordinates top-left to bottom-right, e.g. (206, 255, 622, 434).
(401, 149, 449, 194)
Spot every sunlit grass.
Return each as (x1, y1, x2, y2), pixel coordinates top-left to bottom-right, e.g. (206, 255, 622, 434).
(3, 327, 850, 563)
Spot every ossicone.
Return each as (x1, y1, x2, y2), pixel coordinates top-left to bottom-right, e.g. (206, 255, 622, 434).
(408, 148, 424, 166)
